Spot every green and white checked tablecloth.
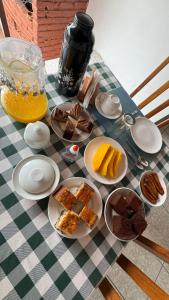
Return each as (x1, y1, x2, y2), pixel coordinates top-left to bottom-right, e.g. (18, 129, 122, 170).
(0, 62, 169, 300)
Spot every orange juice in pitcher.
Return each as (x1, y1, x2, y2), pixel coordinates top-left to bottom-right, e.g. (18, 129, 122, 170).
(0, 38, 48, 123)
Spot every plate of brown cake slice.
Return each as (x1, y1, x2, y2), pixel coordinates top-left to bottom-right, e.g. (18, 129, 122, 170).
(104, 187, 147, 241)
(50, 102, 94, 142)
(48, 177, 102, 238)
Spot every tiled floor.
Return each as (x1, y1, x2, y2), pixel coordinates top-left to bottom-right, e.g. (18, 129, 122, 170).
(45, 53, 169, 300)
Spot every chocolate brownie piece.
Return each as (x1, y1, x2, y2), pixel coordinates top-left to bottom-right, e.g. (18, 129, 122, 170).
(109, 194, 129, 217)
(127, 191, 142, 212)
(131, 211, 147, 235)
(112, 215, 136, 240)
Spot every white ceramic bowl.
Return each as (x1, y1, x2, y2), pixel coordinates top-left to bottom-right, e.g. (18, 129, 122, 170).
(84, 136, 128, 185)
(48, 177, 103, 239)
(13, 155, 60, 200)
(19, 159, 55, 194)
(104, 187, 145, 242)
(139, 170, 167, 207)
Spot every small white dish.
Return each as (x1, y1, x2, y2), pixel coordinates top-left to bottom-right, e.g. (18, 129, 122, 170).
(104, 187, 145, 241)
(19, 159, 55, 194)
(139, 170, 167, 207)
(95, 92, 122, 119)
(13, 155, 60, 200)
(130, 117, 162, 154)
(24, 121, 50, 149)
(84, 136, 128, 185)
(50, 102, 93, 143)
(48, 177, 103, 239)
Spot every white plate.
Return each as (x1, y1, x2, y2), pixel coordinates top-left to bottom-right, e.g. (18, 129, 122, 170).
(84, 136, 128, 185)
(50, 102, 93, 143)
(104, 187, 145, 241)
(12, 155, 60, 200)
(95, 93, 122, 119)
(48, 177, 102, 239)
(139, 170, 167, 207)
(130, 117, 162, 153)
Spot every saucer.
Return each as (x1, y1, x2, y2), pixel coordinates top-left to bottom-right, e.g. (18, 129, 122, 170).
(130, 117, 162, 153)
(95, 92, 122, 119)
(13, 155, 60, 200)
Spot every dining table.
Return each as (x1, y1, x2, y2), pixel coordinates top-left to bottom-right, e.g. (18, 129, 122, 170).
(0, 61, 169, 300)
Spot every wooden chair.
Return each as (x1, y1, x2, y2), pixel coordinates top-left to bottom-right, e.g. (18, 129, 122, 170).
(130, 57, 169, 128)
(98, 235, 169, 300)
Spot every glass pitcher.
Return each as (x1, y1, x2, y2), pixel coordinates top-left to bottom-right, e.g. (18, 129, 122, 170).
(0, 38, 48, 123)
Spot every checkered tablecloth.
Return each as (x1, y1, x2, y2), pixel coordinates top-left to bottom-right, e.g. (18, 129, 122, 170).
(0, 62, 169, 300)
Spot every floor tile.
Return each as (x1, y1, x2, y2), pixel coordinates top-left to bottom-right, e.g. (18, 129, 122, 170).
(123, 241, 162, 281)
(88, 288, 104, 300)
(156, 266, 169, 294)
(144, 205, 169, 250)
(107, 263, 148, 300)
(163, 183, 169, 214)
(163, 262, 169, 274)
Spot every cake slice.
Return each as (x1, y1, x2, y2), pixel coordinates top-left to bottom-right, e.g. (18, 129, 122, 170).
(53, 107, 68, 122)
(53, 186, 76, 210)
(63, 118, 75, 140)
(75, 182, 95, 205)
(69, 103, 84, 120)
(76, 118, 93, 133)
(79, 206, 97, 227)
(55, 210, 79, 235)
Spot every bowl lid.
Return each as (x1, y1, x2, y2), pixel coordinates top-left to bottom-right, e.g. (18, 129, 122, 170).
(24, 121, 50, 148)
(19, 158, 55, 194)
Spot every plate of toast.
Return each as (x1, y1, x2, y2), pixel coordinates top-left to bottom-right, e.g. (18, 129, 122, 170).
(50, 102, 94, 143)
(48, 177, 102, 238)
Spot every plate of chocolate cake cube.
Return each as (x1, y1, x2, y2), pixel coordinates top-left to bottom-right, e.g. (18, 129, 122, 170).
(104, 188, 147, 241)
(50, 102, 94, 142)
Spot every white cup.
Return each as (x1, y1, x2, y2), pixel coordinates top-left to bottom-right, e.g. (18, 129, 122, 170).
(101, 94, 121, 115)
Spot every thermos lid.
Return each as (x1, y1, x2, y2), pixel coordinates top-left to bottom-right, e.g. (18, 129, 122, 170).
(74, 12, 94, 30)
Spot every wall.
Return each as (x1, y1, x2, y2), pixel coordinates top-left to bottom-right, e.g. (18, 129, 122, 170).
(2, 0, 88, 60)
(87, 0, 169, 122)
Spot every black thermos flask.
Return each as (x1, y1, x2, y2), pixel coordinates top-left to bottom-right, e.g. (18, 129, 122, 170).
(56, 12, 94, 97)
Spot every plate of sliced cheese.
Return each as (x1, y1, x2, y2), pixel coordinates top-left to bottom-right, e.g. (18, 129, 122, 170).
(84, 136, 128, 184)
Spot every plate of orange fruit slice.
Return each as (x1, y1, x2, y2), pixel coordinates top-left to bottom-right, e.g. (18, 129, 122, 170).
(84, 136, 128, 184)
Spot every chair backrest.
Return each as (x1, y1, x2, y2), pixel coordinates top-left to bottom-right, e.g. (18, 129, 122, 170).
(130, 57, 169, 128)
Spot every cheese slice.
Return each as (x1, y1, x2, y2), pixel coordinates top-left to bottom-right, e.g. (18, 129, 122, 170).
(107, 148, 118, 177)
(99, 147, 114, 176)
(92, 143, 111, 171)
(113, 150, 123, 177)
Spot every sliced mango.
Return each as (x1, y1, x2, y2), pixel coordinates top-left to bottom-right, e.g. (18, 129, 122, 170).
(99, 147, 115, 176)
(107, 148, 118, 177)
(113, 150, 123, 177)
(92, 143, 111, 171)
